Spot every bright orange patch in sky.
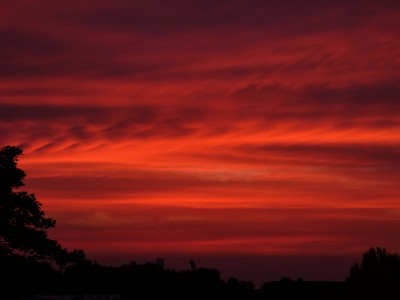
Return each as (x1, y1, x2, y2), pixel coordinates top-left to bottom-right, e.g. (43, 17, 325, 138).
(1, 0, 400, 285)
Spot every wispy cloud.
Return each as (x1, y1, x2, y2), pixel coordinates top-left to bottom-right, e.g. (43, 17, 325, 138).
(2, 0, 400, 282)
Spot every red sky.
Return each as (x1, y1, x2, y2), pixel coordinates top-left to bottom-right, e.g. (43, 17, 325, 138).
(1, 0, 400, 285)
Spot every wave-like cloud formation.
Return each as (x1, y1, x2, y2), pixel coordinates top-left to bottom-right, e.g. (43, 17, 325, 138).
(1, 0, 400, 283)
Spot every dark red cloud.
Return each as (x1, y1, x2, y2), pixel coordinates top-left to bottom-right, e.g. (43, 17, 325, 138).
(2, 0, 400, 284)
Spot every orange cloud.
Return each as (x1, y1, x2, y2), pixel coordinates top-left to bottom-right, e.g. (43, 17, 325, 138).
(2, 0, 400, 284)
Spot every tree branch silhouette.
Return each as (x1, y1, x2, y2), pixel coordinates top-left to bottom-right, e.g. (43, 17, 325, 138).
(0, 145, 83, 267)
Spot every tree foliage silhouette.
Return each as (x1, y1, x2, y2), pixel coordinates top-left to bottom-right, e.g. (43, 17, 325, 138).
(349, 247, 400, 285)
(0, 145, 66, 262)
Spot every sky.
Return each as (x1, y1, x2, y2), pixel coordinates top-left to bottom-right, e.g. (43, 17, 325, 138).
(1, 0, 400, 286)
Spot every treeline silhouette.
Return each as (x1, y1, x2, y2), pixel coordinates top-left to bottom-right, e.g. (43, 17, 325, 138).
(2, 247, 400, 299)
(2, 145, 400, 299)
(2, 255, 256, 299)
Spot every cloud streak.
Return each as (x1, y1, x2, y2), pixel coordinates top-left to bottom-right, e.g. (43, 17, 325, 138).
(2, 0, 400, 283)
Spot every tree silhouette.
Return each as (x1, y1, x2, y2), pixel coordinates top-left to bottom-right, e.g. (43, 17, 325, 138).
(0, 145, 66, 261)
(346, 247, 400, 299)
(348, 247, 400, 286)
